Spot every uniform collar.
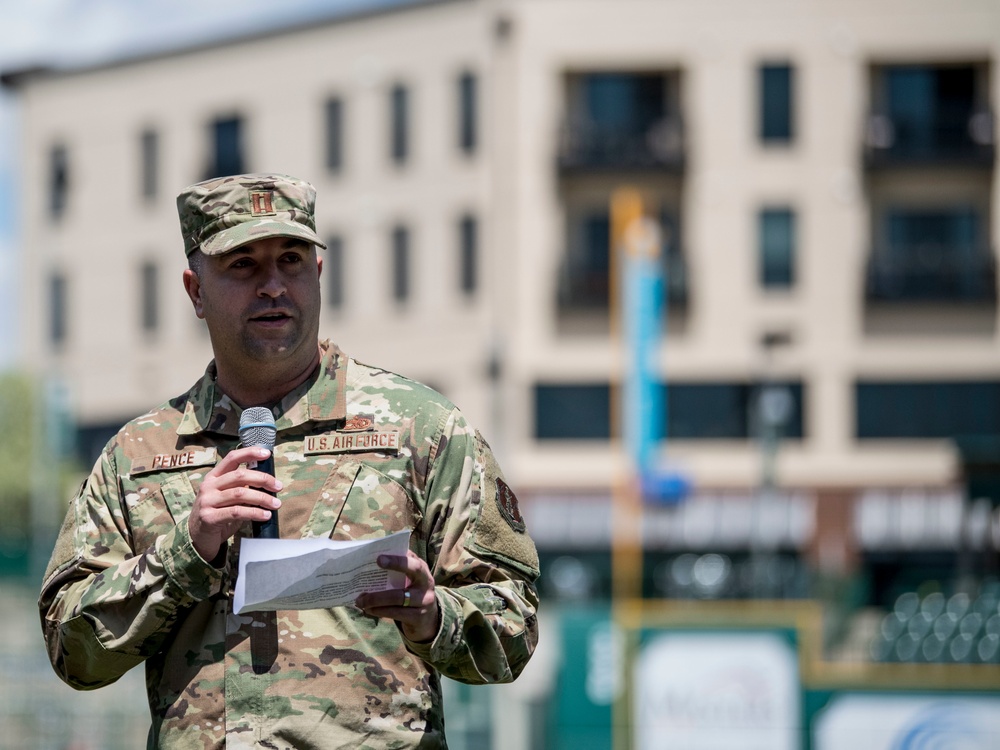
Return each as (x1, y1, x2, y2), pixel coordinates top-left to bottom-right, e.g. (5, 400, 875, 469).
(176, 339, 348, 436)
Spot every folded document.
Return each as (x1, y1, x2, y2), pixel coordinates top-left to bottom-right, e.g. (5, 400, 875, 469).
(233, 530, 411, 614)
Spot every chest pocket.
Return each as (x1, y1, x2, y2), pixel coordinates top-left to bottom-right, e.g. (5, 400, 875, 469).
(302, 461, 420, 542)
(121, 471, 203, 555)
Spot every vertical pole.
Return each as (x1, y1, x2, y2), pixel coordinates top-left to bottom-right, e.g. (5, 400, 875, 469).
(611, 187, 645, 603)
(609, 187, 647, 750)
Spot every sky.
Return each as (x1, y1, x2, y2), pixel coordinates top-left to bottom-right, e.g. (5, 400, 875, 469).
(0, 0, 397, 368)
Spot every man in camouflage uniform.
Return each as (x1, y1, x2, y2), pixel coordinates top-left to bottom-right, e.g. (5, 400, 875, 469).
(39, 174, 540, 749)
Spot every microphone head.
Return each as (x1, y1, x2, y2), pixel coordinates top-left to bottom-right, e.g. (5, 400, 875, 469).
(239, 406, 276, 450)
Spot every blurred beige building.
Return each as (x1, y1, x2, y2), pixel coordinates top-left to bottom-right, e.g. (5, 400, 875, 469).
(4, 0, 999, 597)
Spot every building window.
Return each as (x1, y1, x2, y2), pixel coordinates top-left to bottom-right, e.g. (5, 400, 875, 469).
(392, 225, 409, 301)
(759, 63, 794, 144)
(759, 207, 796, 288)
(390, 84, 409, 165)
(458, 71, 477, 155)
(867, 205, 993, 302)
(140, 129, 158, 200)
(459, 214, 477, 295)
(205, 115, 245, 179)
(325, 97, 343, 173)
(49, 272, 67, 346)
(140, 261, 158, 333)
(856, 381, 1000, 438)
(535, 384, 611, 440)
(49, 144, 69, 219)
(559, 206, 685, 311)
(534, 381, 804, 441)
(560, 71, 683, 170)
(670, 382, 804, 439)
(871, 64, 987, 162)
(325, 235, 344, 309)
(560, 211, 610, 309)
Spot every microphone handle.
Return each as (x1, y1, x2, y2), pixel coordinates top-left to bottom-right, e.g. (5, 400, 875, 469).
(251, 453, 280, 539)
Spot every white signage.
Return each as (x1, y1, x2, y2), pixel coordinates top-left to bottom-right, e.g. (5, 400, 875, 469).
(815, 694, 1000, 750)
(586, 620, 624, 705)
(634, 632, 800, 750)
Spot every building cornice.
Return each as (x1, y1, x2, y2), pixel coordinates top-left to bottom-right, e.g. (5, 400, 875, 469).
(0, 0, 472, 89)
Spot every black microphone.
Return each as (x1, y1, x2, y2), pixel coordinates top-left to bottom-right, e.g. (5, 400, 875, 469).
(239, 406, 279, 539)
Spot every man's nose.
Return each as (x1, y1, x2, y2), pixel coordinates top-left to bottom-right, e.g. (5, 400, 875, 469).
(258, 265, 287, 298)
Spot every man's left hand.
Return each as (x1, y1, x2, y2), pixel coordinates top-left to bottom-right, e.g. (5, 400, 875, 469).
(355, 550, 440, 643)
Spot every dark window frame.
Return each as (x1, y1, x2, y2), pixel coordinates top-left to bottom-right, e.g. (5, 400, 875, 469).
(534, 381, 805, 441)
(392, 225, 410, 302)
(390, 84, 409, 165)
(325, 97, 344, 173)
(559, 70, 684, 171)
(140, 128, 158, 200)
(325, 235, 345, 309)
(669, 381, 805, 440)
(458, 71, 477, 155)
(205, 115, 245, 180)
(459, 213, 477, 296)
(49, 271, 67, 346)
(870, 63, 988, 163)
(856, 381, 1000, 439)
(759, 206, 796, 288)
(140, 260, 159, 334)
(49, 143, 69, 220)
(759, 63, 795, 144)
(535, 384, 611, 440)
(558, 203, 686, 311)
(867, 203, 993, 302)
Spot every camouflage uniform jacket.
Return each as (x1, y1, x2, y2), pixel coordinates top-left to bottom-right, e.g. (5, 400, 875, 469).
(39, 341, 540, 749)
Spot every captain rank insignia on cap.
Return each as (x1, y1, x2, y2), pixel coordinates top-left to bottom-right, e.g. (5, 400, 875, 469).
(250, 191, 276, 216)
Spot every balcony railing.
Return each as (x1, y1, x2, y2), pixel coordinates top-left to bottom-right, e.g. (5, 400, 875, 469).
(557, 117, 685, 173)
(865, 246, 997, 303)
(558, 251, 689, 312)
(864, 110, 996, 169)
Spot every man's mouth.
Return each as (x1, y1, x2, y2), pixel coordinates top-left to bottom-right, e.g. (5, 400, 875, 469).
(249, 310, 293, 325)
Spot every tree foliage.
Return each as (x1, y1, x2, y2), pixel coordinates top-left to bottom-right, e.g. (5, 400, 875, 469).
(0, 372, 37, 532)
(0, 372, 82, 536)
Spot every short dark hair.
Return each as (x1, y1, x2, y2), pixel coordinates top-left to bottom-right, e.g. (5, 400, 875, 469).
(188, 249, 205, 275)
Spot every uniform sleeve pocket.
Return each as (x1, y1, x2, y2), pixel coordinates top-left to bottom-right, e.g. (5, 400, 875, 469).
(121, 472, 197, 555)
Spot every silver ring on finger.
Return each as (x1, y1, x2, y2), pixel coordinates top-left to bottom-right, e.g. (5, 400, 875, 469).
(403, 589, 411, 608)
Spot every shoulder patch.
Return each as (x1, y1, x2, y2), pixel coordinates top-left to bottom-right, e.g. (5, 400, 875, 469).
(495, 478, 526, 533)
(469, 432, 539, 580)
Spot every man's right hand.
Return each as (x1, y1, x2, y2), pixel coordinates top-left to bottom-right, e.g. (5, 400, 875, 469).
(187, 446, 282, 563)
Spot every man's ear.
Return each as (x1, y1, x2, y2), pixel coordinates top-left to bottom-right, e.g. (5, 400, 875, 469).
(182, 269, 206, 319)
(316, 253, 323, 277)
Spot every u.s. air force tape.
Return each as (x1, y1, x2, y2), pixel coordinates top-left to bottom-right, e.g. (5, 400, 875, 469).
(304, 430, 401, 455)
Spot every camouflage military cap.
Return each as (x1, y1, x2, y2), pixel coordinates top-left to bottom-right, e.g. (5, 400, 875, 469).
(177, 173, 327, 257)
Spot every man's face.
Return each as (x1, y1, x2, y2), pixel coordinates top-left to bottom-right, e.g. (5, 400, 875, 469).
(183, 236, 323, 372)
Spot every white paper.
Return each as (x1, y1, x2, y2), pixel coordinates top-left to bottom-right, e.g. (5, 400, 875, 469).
(233, 530, 411, 614)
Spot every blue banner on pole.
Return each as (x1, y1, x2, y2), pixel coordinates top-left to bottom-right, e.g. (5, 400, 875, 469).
(623, 246, 663, 472)
(622, 218, 689, 505)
